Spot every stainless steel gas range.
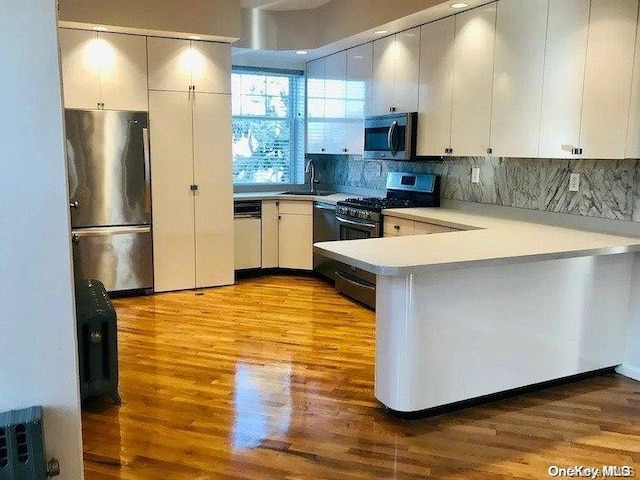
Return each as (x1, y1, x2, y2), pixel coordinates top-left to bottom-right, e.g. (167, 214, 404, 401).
(333, 172, 441, 308)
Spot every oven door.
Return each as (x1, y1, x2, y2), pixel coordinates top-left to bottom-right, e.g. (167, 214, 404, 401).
(334, 214, 379, 309)
(336, 214, 380, 240)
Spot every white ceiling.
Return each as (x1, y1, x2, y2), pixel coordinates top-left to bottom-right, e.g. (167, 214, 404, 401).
(240, 0, 333, 11)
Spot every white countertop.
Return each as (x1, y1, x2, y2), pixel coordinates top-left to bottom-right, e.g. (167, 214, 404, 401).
(314, 207, 640, 276)
(234, 191, 351, 205)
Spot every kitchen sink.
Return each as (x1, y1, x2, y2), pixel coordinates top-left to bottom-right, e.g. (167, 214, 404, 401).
(281, 190, 333, 196)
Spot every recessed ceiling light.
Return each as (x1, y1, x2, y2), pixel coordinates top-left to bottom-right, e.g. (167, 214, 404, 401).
(353, 55, 365, 59)
(296, 50, 308, 55)
(188, 35, 202, 40)
(450, 2, 469, 8)
(374, 30, 389, 35)
(94, 26, 108, 31)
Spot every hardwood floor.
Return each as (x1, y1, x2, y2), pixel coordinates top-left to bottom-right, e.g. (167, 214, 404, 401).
(82, 275, 640, 479)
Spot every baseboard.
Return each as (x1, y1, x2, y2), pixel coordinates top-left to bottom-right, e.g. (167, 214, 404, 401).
(616, 364, 640, 382)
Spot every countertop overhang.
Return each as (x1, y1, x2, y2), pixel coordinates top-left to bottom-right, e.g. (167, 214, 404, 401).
(314, 207, 640, 276)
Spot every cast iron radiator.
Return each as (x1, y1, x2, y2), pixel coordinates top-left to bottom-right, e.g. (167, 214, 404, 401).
(0, 406, 59, 479)
(74, 279, 121, 404)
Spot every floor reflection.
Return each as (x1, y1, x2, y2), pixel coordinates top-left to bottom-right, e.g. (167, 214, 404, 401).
(232, 361, 292, 450)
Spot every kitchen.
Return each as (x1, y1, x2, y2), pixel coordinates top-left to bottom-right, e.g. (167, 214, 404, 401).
(1, 2, 637, 478)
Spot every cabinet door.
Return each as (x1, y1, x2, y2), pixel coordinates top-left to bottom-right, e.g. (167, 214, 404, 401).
(451, 3, 497, 157)
(627, 6, 640, 157)
(278, 213, 313, 270)
(190, 41, 231, 94)
(579, 0, 638, 159)
(345, 43, 373, 154)
(59, 29, 100, 109)
(306, 58, 326, 153)
(324, 51, 347, 154)
(383, 217, 414, 236)
(261, 200, 279, 268)
(371, 34, 396, 115)
(539, 0, 590, 158)
(99, 32, 148, 111)
(393, 27, 420, 114)
(192, 93, 234, 288)
(417, 16, 455, 156)
(490, 0, 547, 158)
(147, 37, 192, 92)
(148, 91, 195, 292)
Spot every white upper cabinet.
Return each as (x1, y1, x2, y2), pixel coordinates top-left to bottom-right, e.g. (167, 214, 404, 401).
(306, 45, 372, 155)
(148, 37, 231, 94)
(59, 29, 148, 111)
(324, 51, 347, 154)
(417, 16, 455, 157)
(306, 57, 326, 154)
(345, 43, 373, 154)
(450, 3, 497, 157)
(541, 0, 638, 159)
(490, 0, 548, 158)
(372, 27, 420, 115)
(627, 4, 640, 157)
(539, 0, 589, 158)
(579, 0, 637, 159)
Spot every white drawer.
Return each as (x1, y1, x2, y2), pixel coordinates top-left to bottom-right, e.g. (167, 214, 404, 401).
(278, 200, 312, 215)
(413, 222, 451, 235)
(383, 217, 414, 236)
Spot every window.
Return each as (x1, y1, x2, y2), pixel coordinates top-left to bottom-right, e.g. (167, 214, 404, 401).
(232, 68, 305, 184)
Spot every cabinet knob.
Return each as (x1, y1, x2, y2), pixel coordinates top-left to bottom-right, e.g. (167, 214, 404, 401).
(342, 148, 348, 153)
(321, 148, 326, 152)
(190, 184, 199, 191)
(486, 148, 493, 155)
(394, 225, 400, 230)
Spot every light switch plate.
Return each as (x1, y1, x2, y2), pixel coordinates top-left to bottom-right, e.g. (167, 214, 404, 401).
(569, 173, 580, 192)
(471, 167, 480, 184)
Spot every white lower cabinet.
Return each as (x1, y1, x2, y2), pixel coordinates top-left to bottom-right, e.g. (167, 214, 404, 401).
(234, 217, 262, 270)
(261, 200, 279, 268)
(149, 90, 234, 292)
(278, 201, 313, 270)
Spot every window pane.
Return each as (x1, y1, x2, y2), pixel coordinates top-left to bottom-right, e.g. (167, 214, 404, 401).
(266, 95, 288, 117)
(233, 119, 291, 184)
(241, 95, 266, 116)
(267, 76, 289, 96)
(241, 74, 266, 95)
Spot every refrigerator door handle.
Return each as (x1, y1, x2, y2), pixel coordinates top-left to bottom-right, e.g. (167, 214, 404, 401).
(142, 127, 151, 216)
(73, 225, 152, 237)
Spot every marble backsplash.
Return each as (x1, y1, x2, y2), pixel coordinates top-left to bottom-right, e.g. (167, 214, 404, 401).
(309, 155, 640, 223)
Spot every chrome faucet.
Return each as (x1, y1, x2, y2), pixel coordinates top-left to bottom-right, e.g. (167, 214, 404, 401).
(305, 159, 320, 193)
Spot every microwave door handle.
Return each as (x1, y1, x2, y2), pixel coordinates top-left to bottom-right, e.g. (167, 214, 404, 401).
(388, 121, 398, 156)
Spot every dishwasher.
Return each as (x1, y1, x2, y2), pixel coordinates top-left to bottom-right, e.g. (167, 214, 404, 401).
(234, 201, 262, 270)
(313, 202, 339, 281)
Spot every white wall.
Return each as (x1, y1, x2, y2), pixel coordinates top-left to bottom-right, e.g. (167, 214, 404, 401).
(0, 1, 83, 479)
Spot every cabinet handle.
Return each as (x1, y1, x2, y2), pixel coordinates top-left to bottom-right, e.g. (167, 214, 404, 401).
(342, 148, 348, 153)
(321, 148, 326, 152)
(278, 215, 281, 220)
(190, 184, 199, 191)
(578, 148, 583, 155)
(389, 106, 396, 112)
(486, 148, 492, 155)
(394, 225, 400, 230)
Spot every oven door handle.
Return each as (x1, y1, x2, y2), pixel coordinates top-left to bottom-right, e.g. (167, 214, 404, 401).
(335, 271, 375, 291)
(336, 216, 377, 230)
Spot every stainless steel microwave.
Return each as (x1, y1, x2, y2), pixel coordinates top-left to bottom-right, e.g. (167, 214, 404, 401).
(363, 112, 418, 161)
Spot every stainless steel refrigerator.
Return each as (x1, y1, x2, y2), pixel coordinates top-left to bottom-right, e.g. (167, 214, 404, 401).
(66, 109, 153, 293)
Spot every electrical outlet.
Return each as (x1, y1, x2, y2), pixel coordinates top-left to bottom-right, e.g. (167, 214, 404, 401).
(569, 173, 580, 192)
(471, 167, 480, 184)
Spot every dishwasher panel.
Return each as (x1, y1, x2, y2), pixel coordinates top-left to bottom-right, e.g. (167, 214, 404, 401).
(313, 202, 339, 281)
(234, 201, 262, 270)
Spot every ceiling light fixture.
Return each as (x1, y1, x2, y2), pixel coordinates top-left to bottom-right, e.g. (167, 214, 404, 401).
(188, 35, 202, 40)
(353, 55, 365, 59)
(94, 26, 108, 31)
(450, 2, 470, 8)
(296, 50, 308, 55)
(374, 30, 389, 35)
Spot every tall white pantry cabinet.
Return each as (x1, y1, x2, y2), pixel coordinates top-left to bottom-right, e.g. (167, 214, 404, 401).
(148, 37, 234, 292)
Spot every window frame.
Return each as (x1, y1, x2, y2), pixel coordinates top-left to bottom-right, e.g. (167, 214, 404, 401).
(231, 66, 305, 186)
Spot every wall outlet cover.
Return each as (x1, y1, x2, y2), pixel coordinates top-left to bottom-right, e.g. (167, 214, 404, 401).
(471, 167, 480, 184)
(569, 173, 580, 192)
